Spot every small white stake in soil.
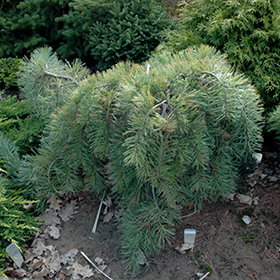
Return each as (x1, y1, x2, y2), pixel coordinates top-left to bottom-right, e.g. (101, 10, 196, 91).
(198, 271, 210, 280)
(92, 193, 105, 233)
(5, 242, 24, 268)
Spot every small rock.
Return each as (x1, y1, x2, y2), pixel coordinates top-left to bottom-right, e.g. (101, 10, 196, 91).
(242, 215, 251, 225)
(254, 169, 267, 180)
(252, 153, 262, 164)
(253, 196, 259, 205)
(236, 194, 252, 205)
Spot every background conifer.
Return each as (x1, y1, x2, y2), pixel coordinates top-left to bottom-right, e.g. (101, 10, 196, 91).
(161, 0, 280, 112)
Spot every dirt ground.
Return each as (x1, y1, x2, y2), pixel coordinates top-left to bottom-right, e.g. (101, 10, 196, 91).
(4, 150, 280, 280)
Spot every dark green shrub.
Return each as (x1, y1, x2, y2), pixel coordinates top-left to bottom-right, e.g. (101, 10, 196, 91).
(0, 96, 44, 156)
(1, 1, 170, 71)
(24, 45, 263, 273)
(0, 0, 70, 58)
(56, 0, 172, 70)
(161, 0, 280, 113)
(55, 0, 106, 66)
(88, 0, 172, 70)
(0, 57, 22, 90)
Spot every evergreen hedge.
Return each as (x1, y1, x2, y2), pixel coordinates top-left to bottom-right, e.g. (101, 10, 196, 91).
(22, 45, 263, 273)
(161, 0, 280, 113)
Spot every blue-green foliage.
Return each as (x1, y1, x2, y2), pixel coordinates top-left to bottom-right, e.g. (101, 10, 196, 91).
(26, 45, 263, 273)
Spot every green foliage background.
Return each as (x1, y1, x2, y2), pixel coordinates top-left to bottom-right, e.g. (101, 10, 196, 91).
(0, 132, 42, 275)
(0, 58, 22, 90)
(161, 0, 280, 112)
(0, 0, 70, 58)
(0, 0, 171, 70)
(0, 96, 44, 156)
(87, 0, 172, 70)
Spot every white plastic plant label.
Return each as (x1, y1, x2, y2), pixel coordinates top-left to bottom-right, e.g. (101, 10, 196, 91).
(5, 242, 24, 268)
(184, 229, 196, 244)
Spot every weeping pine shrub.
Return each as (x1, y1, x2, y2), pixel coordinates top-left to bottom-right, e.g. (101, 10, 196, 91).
(14, 47, 90, 208)
(161, 0, 280, 113)
(25, 45, 263, 273)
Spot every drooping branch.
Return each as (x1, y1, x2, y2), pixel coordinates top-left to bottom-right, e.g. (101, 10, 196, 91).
(152, 185, 160, 210)
(202, 71, 228, 118)
(44, 70, 80, 86)
(48, 156, 63, 191)
(133, 100, 168, 157)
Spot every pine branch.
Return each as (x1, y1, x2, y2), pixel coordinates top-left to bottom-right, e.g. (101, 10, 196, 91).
(44, 70, 79, 86)
(47, 157, 63, 192)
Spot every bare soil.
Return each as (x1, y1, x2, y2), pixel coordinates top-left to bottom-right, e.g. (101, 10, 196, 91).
(4, 151, 280, 280)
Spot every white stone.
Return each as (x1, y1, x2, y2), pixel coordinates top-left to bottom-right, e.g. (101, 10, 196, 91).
(242, 215, 251, 225)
